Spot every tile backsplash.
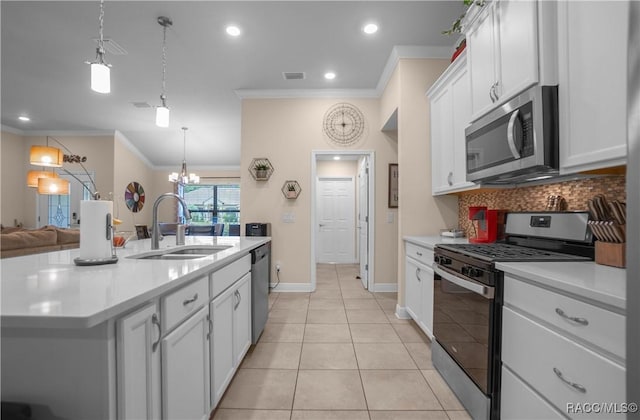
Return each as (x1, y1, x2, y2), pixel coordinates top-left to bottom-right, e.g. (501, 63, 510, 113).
(457, 176, 626, 237)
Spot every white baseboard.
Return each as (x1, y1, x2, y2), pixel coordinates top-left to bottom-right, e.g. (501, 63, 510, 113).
(269, 282, 314, 292)
(395, 304, 411, 319)
(371, 283, 398, 293)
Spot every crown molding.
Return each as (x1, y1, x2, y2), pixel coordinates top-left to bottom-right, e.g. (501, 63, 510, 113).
(235, 88, 378, 99)
(17, 129, 116, 137)
(375, 45, 452, 94)
(155, 165, 241, 172)
(114, 130, 154, 169)
(1, 125, 25, 135)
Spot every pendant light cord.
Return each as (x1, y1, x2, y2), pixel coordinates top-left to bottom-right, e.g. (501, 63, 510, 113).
(98, 0, 105, 51)
(161, 23, 168, 101)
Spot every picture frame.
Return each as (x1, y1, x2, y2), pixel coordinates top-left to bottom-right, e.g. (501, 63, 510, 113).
(388, 163, 399, 208)
(135, 224, 150, 240)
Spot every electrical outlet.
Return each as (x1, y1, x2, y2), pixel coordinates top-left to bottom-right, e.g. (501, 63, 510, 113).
(276, 263, 281, 272)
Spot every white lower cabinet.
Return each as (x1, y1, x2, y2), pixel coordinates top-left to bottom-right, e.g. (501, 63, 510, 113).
(116, 252, 255, 420)
(211, 272, 252, 407)
(404, 242, 434, 339)
(161, 306, 211, 420)
(116, 302, 162, 420)
(502, 274, 626, 419)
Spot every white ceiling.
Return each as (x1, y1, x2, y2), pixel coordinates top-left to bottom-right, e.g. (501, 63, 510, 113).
(1, 1, 464, 168)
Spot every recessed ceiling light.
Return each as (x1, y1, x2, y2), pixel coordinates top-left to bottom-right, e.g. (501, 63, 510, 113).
(226, 25, 241, 36)
(363, 23, 378, 34)
(18, 116, 30, 122)
(324, 72, 336, 80)
(333, 156, 341, 160)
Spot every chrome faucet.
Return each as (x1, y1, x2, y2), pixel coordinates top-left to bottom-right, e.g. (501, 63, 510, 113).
(151, 193, 192, 250)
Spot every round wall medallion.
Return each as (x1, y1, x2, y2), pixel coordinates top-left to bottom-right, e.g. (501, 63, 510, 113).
(124, 182, 145, 213)
(323, 103, 366, 146)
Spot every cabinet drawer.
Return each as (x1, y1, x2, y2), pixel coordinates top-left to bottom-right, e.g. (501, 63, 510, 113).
(162, 276, 209, 332)
(501, 366, 564, 420)
(502, 307, 625, 418)
(210, 254, 251, 298)
(504, 275, 625, 359)
(405, 242, 433, 267)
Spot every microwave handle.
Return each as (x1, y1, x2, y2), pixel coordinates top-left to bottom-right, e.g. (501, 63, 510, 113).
(507, 109, 522, 159)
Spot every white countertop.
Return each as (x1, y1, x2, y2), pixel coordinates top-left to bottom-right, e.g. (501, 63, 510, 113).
(403, 235, 469, 249)
(1, 236, 270, 329)
(497, 261, 626, 312)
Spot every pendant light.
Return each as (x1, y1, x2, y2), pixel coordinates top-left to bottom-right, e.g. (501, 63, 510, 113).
(169, 127, 200, 184)
(37, 177, 70, 195)
(29, 145, 64, 167)
(27, 170, 59, 188)
(85, 0, 111, 94)
(156, 16, 172, 128)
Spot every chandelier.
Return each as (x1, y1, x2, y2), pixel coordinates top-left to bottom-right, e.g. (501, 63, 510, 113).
(169, 127, 200, 184)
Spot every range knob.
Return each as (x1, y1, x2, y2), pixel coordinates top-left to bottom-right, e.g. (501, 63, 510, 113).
(468, 267, 483, 278)
(434, 256, 452, 265)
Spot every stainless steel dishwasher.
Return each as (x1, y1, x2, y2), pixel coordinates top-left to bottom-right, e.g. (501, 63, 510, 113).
(250, 243, 270, 343)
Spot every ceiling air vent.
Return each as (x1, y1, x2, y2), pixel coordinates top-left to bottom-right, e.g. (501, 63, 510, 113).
(283, 72, 306, 80)
(131, 102, 152, 108)
(93, 38, 128, 55)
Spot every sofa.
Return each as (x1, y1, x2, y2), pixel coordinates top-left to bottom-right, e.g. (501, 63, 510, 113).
(0, 226, 80, 258)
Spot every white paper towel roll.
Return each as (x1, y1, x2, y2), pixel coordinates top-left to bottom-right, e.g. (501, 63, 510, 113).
(79, 200, 113, 260)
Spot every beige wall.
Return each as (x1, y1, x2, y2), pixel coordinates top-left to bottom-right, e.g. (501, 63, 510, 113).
(113, 131, 155, 233)
(240, 98, 399, 287)
(387, 58, 459, 305)
(1, 131, 27, 227)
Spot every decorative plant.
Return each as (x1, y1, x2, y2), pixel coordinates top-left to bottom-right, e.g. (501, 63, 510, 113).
(254, 162, 270, 171)
(442, 0, 486, 35)
(287, 183, 296, 191)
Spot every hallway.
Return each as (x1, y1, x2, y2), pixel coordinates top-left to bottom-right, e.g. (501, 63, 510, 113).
(213, 264, 471, 420)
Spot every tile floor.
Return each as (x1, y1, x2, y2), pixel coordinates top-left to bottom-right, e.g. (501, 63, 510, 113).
(212, 264, 471, 420)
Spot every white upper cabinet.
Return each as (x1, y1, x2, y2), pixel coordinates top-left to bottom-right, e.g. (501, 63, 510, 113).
(558, 0, 628, 173)
(428, 51, 478, 195)
(466, 0, 540, 121)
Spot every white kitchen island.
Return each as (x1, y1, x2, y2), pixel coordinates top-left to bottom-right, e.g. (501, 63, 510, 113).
(1, 235, 270, 420)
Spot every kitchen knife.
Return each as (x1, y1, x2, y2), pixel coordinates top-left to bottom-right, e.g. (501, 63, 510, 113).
(587, 199, 599, 221)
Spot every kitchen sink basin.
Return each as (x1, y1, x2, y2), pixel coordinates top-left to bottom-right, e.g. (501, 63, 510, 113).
(128, 245, 233, 260)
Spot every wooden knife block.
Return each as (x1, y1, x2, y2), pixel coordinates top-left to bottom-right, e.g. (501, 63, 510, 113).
(595, 241, 626, 268)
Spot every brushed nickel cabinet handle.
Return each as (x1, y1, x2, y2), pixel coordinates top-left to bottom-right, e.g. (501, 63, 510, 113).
(553, 367, 587, 393)
(555, 308, 589, 326)
(206, 315, 213, 340)
(183, 293, 198, 306)
(151, 313, 162, 352)
(415, 267, 421, 281)
(234, 290, 241, 310)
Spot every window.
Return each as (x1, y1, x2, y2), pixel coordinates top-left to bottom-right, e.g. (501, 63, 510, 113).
(180, 183, 240, 236)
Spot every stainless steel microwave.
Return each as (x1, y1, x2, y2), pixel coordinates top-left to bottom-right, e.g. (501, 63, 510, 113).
(465, 86, 559, 184)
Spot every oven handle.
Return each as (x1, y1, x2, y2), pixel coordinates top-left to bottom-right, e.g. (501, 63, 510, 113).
(433, 264, 494, 299)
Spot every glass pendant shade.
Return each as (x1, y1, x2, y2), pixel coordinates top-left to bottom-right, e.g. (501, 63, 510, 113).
(91, 62, 111, 94)
(27, 170, 58, 188)
(30, 146, 64, 167)
(156, 106, 170, 128)
(38, 177, 70, 195)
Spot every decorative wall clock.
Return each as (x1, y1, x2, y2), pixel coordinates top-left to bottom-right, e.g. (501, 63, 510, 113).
(124, 182, 145, 213)
(323, 102, 366, 146)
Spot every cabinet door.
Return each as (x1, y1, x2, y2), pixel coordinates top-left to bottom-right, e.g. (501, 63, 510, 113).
(430, 84, 454, 194)
(162, 306, 211, 420)
(117, 302, 161, 420)
(211, 286, 235, 407)
(450, 63, 475, 190)
(233, 273, 252, 366)
(558, 0, 628, 173)
(467, 3, 498, 120)
(404, 258, 423, 323)
(418, 263, 435, 339)
(496, 0, 538, 102)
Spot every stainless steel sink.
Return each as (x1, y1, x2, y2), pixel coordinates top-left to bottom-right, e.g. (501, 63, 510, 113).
(166, 246, 231, 255)
(128, 245, 233, 260)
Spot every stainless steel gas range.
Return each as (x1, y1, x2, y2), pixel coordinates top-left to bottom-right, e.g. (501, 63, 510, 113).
(432, 212, 594, 420)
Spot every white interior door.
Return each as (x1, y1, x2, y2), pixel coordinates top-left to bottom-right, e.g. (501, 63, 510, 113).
(316, 177, 356, 263)
(357, 158, 369, 289)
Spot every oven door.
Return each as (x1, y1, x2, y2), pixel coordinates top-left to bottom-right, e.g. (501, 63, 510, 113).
(433, 264, 496, 395)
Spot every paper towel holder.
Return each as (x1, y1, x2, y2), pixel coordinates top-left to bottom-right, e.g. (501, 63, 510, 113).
(73, 208, 119, 266)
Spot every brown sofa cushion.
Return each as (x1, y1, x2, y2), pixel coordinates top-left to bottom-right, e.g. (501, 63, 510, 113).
(56, 228, 80, 245)
(0, 226, 57, 251)
(1, 226, 24, 234)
